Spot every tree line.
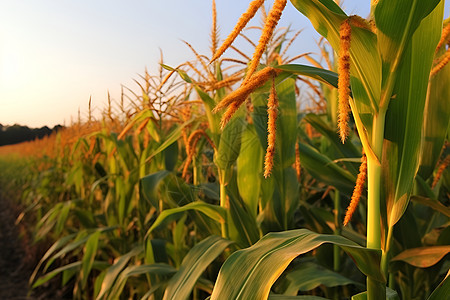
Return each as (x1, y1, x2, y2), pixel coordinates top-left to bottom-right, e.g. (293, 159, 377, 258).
(0, 124, 63, 146)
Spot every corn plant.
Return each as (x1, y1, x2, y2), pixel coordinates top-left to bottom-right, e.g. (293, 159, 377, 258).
(204, 0, 449, 299)
(23, 59, 197, 298)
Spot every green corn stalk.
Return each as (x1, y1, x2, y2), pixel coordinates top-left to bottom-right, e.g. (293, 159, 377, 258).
(208, 0, 448, 299)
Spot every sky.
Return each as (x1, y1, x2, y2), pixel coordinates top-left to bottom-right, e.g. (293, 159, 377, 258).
(0, 0, 440, 128)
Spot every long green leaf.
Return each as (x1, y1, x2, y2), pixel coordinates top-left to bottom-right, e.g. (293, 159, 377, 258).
(110, 263, 176, 296)
(81, 231, 101, 288)
(375, 0, 440, 74)
(427, 270, 450, 300)
(146, 201, 227, 236)
(163, 235, 233, 300)
(298, 142, 356, 196)
(210, 229, 383, 300)
(145, 120, 193, 162)
(273, 78, 299, 228)
(227, 181, 261, 247)
(275, 64, 338, 88)
(30, 233, 77, 285)
(382, 1, 444, 227)
(303, 113, 360, 174)
(237, 124, 263, 218)
(284, 262, 364, 295)
(33, 261, 108, 288)
(418, 28, 450, 179)
(215, 108, 245, 177)
(96, 246, 143, 300)
(194, 86, 221, 141)
(351, 287, 400, 300)
(140, 170, 171, 209)
(33, 261, 82, 288)
(251, 78, 299, 230)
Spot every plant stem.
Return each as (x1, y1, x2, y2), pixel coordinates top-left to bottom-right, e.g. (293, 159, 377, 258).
(366, 158, 381, 250)
(381, 225, 394, 277)
(333, 190, 341, 300)
(333, 190, 341, 272)
(366, 111, 386, 299)
(219, 170, 229, 239)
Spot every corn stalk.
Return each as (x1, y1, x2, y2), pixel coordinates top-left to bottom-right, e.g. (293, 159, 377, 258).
(209, 0, 447, 299)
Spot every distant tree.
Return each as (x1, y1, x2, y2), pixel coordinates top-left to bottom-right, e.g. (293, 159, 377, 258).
(0, 124, 64, 146)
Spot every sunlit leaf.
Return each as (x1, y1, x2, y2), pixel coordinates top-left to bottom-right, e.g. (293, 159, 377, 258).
(210, 229, 383, 300)
(391, 245, 450, 268)
(163, 236, 233, 300)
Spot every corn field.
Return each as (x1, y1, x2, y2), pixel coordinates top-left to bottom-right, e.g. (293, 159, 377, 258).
(0, 1, 449, 299)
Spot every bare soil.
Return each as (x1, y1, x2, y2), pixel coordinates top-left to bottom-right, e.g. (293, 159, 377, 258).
(0, 195, 71, 299)
(0, 193, 35, 299)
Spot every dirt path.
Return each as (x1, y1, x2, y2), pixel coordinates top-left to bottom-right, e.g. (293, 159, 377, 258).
(0, 194, 73, 300)
(0, 194, 33, 299)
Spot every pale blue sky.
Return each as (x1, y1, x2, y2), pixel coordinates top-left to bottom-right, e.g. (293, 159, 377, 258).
(1, 0, 433, 128)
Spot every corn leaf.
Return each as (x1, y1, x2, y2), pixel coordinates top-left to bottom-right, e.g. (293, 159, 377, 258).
(164, 141, 179, 172)
(163, 235, 233, 300)
(210, 229, 383, 300)
(303, 113, 360, 174)
(109, 263, 176, 297)
(96, 246, 143, 300)
(237, 124, 263, 218)
(161, 64, 192, 83)
(298, 142, 356, 196)
(375, 0, 440, 75)
(146, 120, 193, 162)
(42, 227, 116, 273)
(251, 78, 299, 230)
(30, 233, 77, 285)
(80, 231, 101, 288)
(227, 180, 261, 247)
(283, 262, 364, 295)
(273, 78, 300, 228)
(146, 201, 227, 236)
(427, 270, 450, 300)
(33, 260, 108, 288)
(410, 195, 450, 218)
(276, 64, 338, 88)
(418, 41, 450, 179)
(140, 170, 171, 209)
(391, 245, 450, 268)
(351, 287, 400, 300)
(195, 86, 221, 141)
(382, 1, 444, 227)
(33, 261, 82, 288)
(215, 107, 245, 177)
